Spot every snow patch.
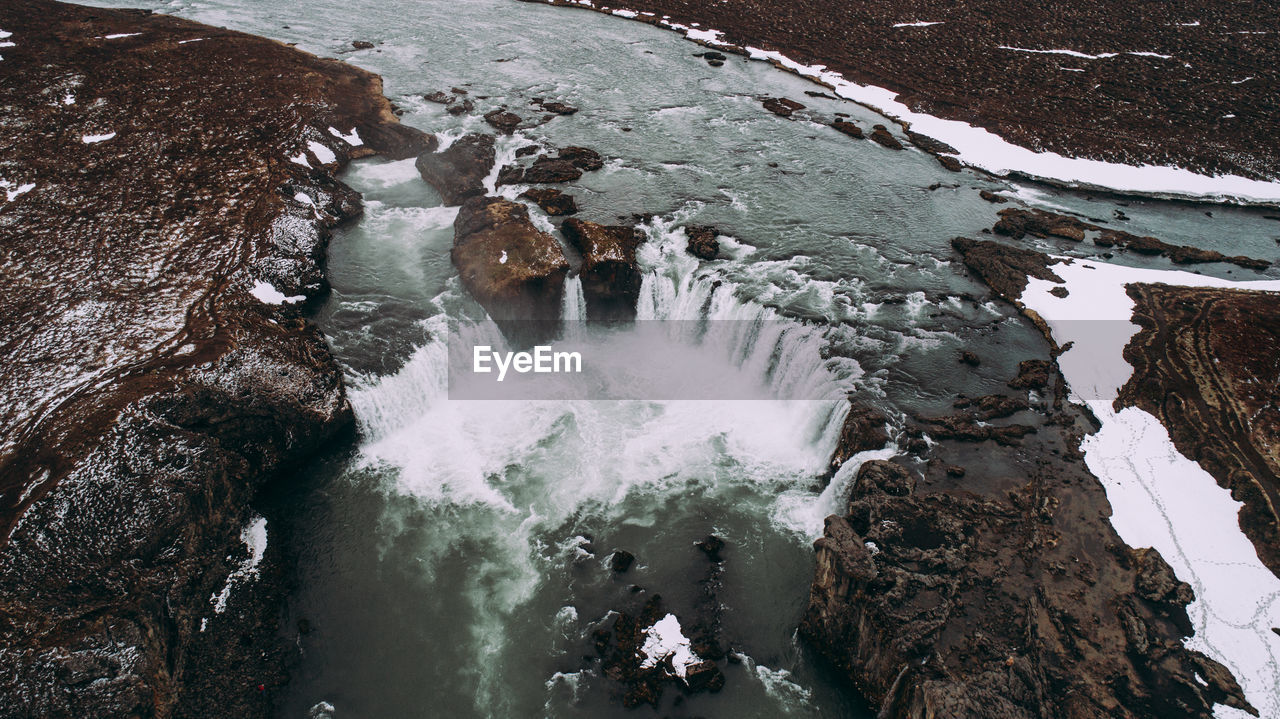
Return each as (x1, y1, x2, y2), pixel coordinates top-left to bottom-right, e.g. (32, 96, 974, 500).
(289, 152, 311, 168)
(210, 517, 268, 614)
(306, 140, 337, 165)
(639, 614, 701, 678)
(893, 21, 943, 27)
(100, 32, 142, 39)
(1, 179, 35, 202)
(81, 132, 116, 144)
(178, 37, 206, 44)
(249, 281, 305, 305)
(328, 126, 363, 146)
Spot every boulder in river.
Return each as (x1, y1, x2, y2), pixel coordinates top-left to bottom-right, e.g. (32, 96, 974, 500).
(483, 108, 521, 134)
(685, 225, 720, 260)
(762, 96, 805, 118)
(415, 133, 495, 205)
(560, 218, 645, 321)
(869, 124, 904, 150)
(518, 187, 578, 215)
(832, 119, 863, 138)
(452, 196, 570, 342)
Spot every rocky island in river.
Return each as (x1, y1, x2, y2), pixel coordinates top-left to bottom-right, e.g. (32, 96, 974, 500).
(1, 0, 1277, 718)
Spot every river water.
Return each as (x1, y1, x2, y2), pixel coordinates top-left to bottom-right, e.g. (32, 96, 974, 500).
(80, 0, 1280, 716)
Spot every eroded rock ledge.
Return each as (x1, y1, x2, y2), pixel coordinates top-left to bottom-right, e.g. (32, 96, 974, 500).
(0, 2, 431, 715)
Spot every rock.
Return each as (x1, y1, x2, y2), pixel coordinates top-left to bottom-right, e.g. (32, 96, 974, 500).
(951, 237, 1063, 302)
(1008, 359, 1052, 390)
(560, 218, 644, 321)
(761, 96, 805, 118)
(852, 459, 915, 497)
(351, 39, 374, 49)
(694, 535, 726, 562)
(829, 402, 889, 471)
(446, 98, 474, 115)
(952, 394, 1029, 420)
(483, 108, 521, 134)
(945, 464, 966, 477)
(685, 225, 720, 260)
(424, 90, 452, 104)
(905, 130, 958, 155)
(451, 197, 570, 342)
(916, 412, 1036, 445)
(415, 133, 495, 205)
(558, 146, 604, 171)
(979, 189, 1007, 204)
(610, 550, 636, 573)
(832, 119, 864, 138)
(539, 101, 579, 115)
(496, 164, 526, 185)
(869, 124, 904, 150)
(937, 155, 963, 172)
(0, 1, 432, 714)
(522, 156, 584, 184)
(684, 660, 726, 692)
(515, 144, 540, 158)
(958, 350, 981, 366)
(518, 187, 578, 215)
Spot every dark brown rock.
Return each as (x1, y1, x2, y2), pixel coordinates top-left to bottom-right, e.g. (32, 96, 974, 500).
(979, 189, 1007, 204)
(685, 225, 720, 260)
(762, 96, 805, 117)
(694, 535, 726, 562)
(905, 130, 958, 155)
(483, 108, 521, 134)
(415, 133, 495, 205)
(558, 146, 605, 171)
(351, 39, 374, 49)
(519, 187, 578, 215)
(560, 218, 644, 321)
(951, 237, 1063, 302)
(829, 402, 889, 471)
(1009, 359, 1052, 390)
(611, 550, 636, 573)
(446, 98, 474, 115)
(452, 197, 570, 341)
(937, 155, 963, 172)
(958, 350, 981, 366)
(869, 124, 904, 150)
(539, 101, 579, 115)
(522, 156, 584, 184)
(832, 119, 864, 138)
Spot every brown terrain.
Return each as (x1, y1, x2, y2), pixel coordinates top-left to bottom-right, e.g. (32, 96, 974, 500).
(1120, 285, 1280, 577)
(0, 1, 430, 716)
(522, 0, 1280, 180)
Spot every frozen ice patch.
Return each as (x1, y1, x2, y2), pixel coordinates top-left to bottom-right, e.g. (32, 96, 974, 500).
(100, 33, 142, 39)
(893, 21, 943, 27)
(1, 179, 35, 202)
(81, 132, 116, 143)
(328, 126, 363, 146)
(639, 614, 701, 678)
(307, 140, 337, 165)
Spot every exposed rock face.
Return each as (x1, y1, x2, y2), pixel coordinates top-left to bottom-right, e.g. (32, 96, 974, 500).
(415, 133, 496, 205)
(497, 146, 603, 185)
(685, 225, 720, 260)
(519, 187, 578, 215)
(536, 100, 579, 115)
(937, 155, 963, 172)
(1009, 359, 1052, 390)
(0, 1, 431, 715)
(829, 402, 889, 471)
(452, 197, 570, 342)
(951, 237, 1063, 302)
(832, 119, 863, 138)
(560, 218, 645, 321)
(1121, 285, 1280, 578)
(994, 208, 1270, 270)
(801, 460, 1252, 719)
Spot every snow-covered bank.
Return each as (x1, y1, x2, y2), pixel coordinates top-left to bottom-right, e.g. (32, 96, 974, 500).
(1017, 258, 1280, 718)
(571, 2, 1280, 205)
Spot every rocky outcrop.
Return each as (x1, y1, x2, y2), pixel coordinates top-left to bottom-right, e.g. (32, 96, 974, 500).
(685, 225, 721, 260)
(560, 218, 645, 321)
(832, 119, 864, 138)
(497, 145, 603, 185)
(869, 124, 904, 150)
(452, 197, 570, 342)
(415, 133, 496, 205)
(829, 402, 889, 471)
(1120, 284, 1280, 578)
(483, 108, 522, 134)
(951, 237, 1064, 302)
(519, 187, 578, 215)
(0, 1, 432, 715)
(761, 96, 805, 118)
(801, 460, 1252, 719)
(994, 208, 1270, 270)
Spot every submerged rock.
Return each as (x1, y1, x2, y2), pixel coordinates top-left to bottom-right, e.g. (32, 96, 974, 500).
(560, 218, 644, 321)
(451, 196, 569, 342)
(415, 133, 495, 205)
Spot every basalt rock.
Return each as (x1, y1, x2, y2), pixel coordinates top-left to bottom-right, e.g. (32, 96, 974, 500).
(829, 402, 890, 472)
(869, 124, 904, 150)
(523, 156, 583, 183)
(905, 130, 957, 155)
(761, 96, 805, 118)
(538, 100, 579, 115)
(1009, 359, 1052, 390)
(560, 218, 644, 321)
(951, 237, 1063, 302)
(800, 460, 1253, 719)
(519, 187, 578, 215)
(937, 155, 963, 172)
(0, 1, 432, 714)
(685, 225, 720, 260)
(558, 146, 605, 171)
(452, 197, 570, 343)
(832, 119, 864, 138)
(483, 108, 522, 134)
(415, 133, 495, 205)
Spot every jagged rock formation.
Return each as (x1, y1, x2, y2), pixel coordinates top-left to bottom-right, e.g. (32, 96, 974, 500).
(560, 218, 645, 321)
(415, 133, 495, 205)
(0, 1, 432, 716)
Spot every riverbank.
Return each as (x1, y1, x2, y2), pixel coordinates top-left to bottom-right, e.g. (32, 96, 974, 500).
(0, 2, 430, 714)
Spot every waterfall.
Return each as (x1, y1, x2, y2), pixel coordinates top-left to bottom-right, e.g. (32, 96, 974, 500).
(561, 275, 587, 339)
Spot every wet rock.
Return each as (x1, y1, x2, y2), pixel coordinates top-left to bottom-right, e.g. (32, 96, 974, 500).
(518, 187, 578, 215)
(832, 119, 863, 138)
(917, 412, 1036, 445)
(539, 101, 579, 115)
(424, 90, 452, 104)
(415, 133, 495, 205)
(958, 350, 981, 366)
(905, 130, 958, 155)
(869, 124, 904, 150)
(611, 550, 636, 573)
(1008, 359, 1052, 390)
(937, 155, 963, 172)
(951, 237, 1063, 302)
(979, 189, 1007, 204)
(952, 394, 1030, 420)
(685, 225, 720, 260)
(761, 96, 805, 118)
(483, 108, 521, 134)
(515, 144, 541, 158)
(694, 535, 726, 562)
(446, 98, 474, 115)
(351, 39, 374, 49)
(451, 197, 569, 342)
(558, 146, 605, 171)
(829, 402, 889, 471)
(684, 660, 726, 691)
(560, 218, 644, 321)
(522, 156, 584, 184)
